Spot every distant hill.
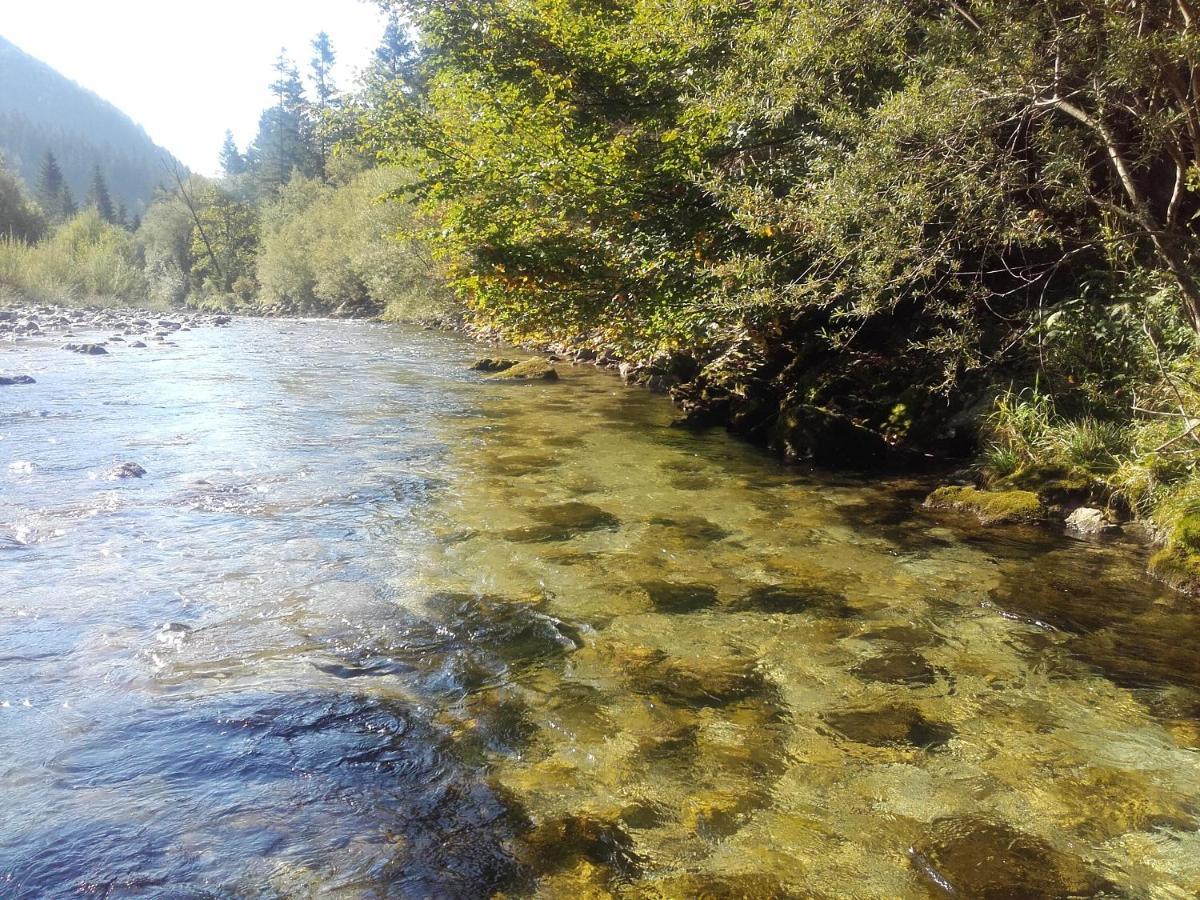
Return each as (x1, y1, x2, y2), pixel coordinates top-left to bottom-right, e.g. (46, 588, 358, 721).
(0, 34, 184, 216)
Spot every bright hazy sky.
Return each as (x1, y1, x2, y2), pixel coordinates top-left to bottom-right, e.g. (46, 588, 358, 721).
(3, 1, 388, 175)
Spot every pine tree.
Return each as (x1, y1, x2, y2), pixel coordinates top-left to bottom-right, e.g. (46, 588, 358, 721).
(219, 129, 247, 177)
(247, 50, 316, 192)
(86, 165, 114, 222)
(61, 183, 77, 217)
(310, 32, 336, 180)
(115, 201, 128, 229)
(370, 14, 423, 96)
(37, 151, 66, 221)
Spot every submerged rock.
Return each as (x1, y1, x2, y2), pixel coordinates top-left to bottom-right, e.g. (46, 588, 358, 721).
(0, 375, 35, 386)
(823, 703, 953, 749)
(486, 357, 559, 381)
(640, 581, 719, 614)
(520, 813, 641, 880)
(852, 649, 938, 686)
(735, 583, 851, 616)
(924, 485, 1042, 525)
(628, 651, 770, 709)
(504, 501, 620, 542)
(909, 816, 1108, 899)
(630, 873, 795, 899)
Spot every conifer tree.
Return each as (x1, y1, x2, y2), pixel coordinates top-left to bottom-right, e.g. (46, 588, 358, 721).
(219, 130, 247, 178)
(61, 183, 77, 218)
(37, 151, 66, 221)
(86, 165, 114, 222)
(310, 32, 337, 180)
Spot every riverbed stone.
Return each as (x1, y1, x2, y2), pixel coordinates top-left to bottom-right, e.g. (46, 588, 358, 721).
(487, 357, 559, 381)
(1065, 506, 1119, 536)
(640, 581, 719, 614)
(735, 583, 851, 616)
(823, 703, 953, 749)
(909, 816, 1107, 899)
(630, 873, 795, 899)
(505, 501, 620, 542)
(852, 649, 938, 686)
(0, 375, 35, 386)
(629, 652, 770, 709)
(520, 813, 641, 879)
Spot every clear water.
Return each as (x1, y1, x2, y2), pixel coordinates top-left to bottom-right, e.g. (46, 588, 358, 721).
(1, 318, 1198, 898)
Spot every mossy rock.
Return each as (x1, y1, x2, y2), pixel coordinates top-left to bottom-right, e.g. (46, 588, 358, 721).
(471, 357, 519, 372)
(924, 485, 1042, 526)
(1000, 464, 1096, 507)
(486, 357, 559, 381)
(910, 816, 1110, 899)
(1149, 546, 1200, 595)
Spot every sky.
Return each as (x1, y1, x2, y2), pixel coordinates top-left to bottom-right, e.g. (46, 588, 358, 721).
(2, 0, 388, 175)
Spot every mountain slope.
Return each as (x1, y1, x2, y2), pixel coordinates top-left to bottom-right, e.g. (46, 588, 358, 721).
(0, 34, 184, 215)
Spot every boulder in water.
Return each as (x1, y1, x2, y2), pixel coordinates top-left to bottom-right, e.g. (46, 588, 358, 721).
(471, 357, 519, 372)
(109, 461, 147, 479)
(0, 375, 35, 386)
(486, 357, 559, 381)
(1065, 506, 1119, 536)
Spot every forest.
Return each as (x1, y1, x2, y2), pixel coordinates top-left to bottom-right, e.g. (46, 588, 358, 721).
(4, 0, 1200, 589)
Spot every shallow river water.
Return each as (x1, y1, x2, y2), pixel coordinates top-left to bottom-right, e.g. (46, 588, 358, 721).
(2, 318, 1200, 898)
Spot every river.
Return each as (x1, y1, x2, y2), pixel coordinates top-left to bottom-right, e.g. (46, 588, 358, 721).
(2, 316, 1199, 897)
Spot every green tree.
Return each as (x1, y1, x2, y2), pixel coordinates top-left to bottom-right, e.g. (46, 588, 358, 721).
(219, 130, 247, 177)
(86, 164, 115, 223)
(247, 51, 316, 193)
(37, 151, 67, 222)
(310, 32, 337, 179)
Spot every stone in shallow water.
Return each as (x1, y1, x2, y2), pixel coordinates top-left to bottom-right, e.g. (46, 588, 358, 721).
(504, 501, 620, 542)
(909, 816, 1108, 899)
(628, 651, 771, 709)
(736, 584, 850, 616)
(486, 357, 559, 381)
(641, 580, 720, 614)
(489, 452, 562, 478)
(0, 375, 35, 386)
(648, 514, 731, 543)
(630, 873, 797, 899)
(520, 813, 641, 880)
(822, 703, 954, 749)
(471, 357, 519, 372)
(852, 649, 938, 686)
(108, 461, 147, 480)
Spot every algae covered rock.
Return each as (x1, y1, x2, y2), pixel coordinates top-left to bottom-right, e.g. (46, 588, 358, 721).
(924, 485, 1042, 525)
(1148, 510, 1200, 594)
(471, 357, 519, 372)
(909, 816, 1108, 899)
(486, 357, 559, 381)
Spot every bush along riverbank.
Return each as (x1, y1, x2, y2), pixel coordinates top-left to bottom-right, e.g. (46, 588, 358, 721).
(456, 294, 1200, 596)
(355, 0, 1200, 596)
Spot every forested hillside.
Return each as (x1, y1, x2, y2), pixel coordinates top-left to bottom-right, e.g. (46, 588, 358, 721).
(0, 34, 181, 215)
